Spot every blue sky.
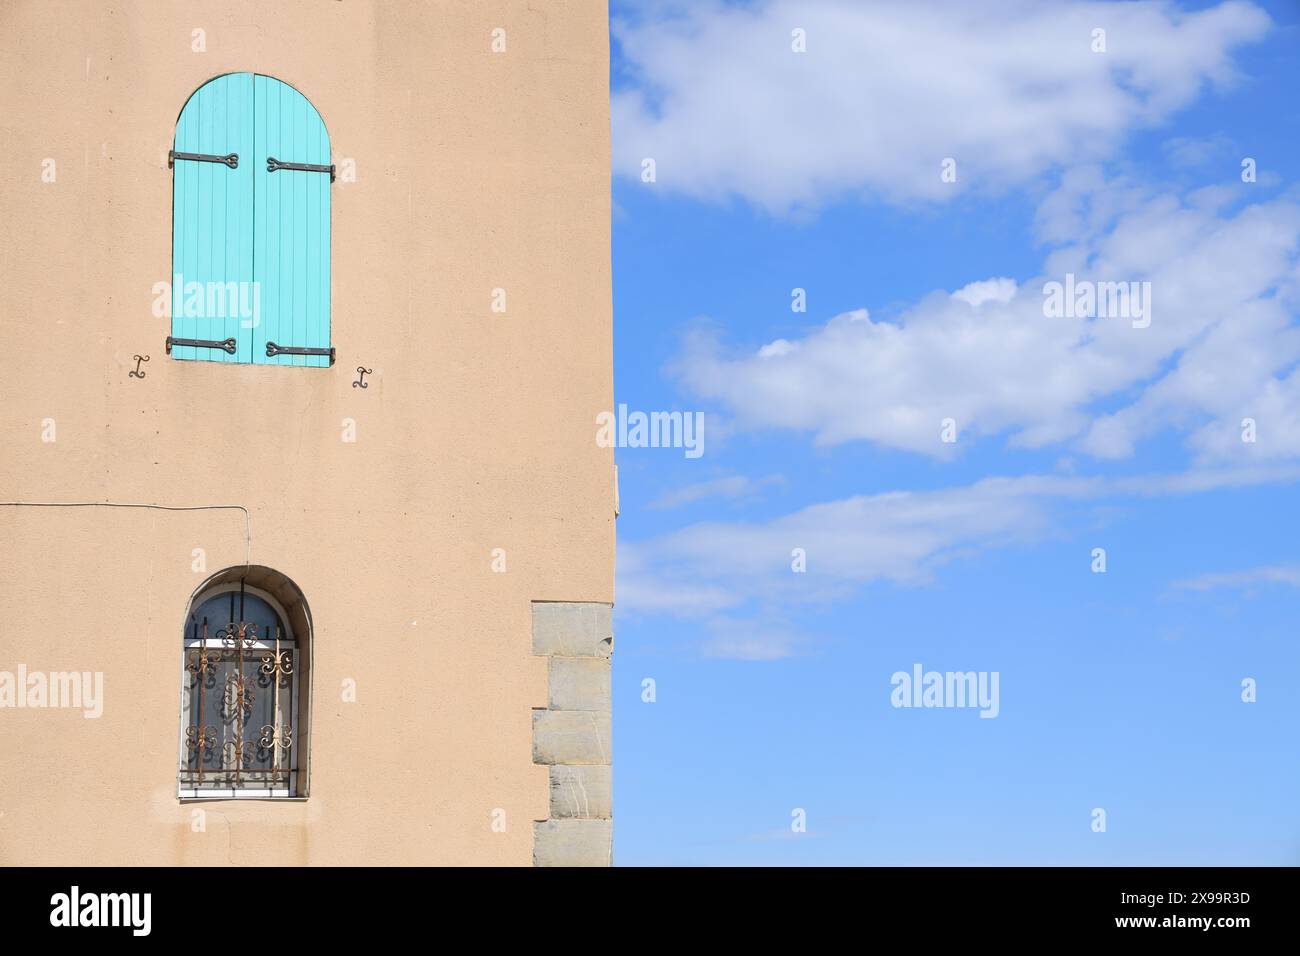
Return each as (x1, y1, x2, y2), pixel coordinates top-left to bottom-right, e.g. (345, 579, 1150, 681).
(608, 0, 1300, 864)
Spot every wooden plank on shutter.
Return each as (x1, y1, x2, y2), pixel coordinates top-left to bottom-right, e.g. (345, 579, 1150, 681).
(171, 73, 255, 363)
(253, 75, 332, 367)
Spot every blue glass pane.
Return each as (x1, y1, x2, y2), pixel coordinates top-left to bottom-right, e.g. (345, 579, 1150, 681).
(188, 592, 289, 644)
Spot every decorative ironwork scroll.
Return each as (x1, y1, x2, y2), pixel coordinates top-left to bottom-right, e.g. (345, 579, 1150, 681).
(181, 601, 297, 794)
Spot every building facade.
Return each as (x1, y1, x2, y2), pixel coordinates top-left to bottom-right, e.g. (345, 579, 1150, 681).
(0, 0, 614, 866)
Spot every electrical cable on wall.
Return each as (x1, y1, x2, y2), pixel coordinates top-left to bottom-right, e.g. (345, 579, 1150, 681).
(0, 501, 252, 571)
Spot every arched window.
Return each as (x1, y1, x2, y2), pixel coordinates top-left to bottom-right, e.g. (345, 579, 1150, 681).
(167, 72, 334, 366)
(179, 568, 313, 799)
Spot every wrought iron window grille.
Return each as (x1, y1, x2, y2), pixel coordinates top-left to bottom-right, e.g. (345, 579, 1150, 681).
(180, 581, 298, 797)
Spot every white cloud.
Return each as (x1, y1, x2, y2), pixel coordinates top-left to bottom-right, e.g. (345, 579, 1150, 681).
(952, 278, 1018, 309)
(757, 339, 796, 359)
(675, 185, 1300, 461)
(613, 0, 1271, 213)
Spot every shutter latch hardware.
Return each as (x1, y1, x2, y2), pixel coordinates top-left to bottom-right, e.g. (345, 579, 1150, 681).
(169, 150, 239, 169)
(266, 341, 336, 365)
(166, 336, 238, 355)
(266, 156, 336, 183)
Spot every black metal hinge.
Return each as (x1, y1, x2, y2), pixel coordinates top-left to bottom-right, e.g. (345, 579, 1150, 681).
(166, 336, 237, 355)
(266, 341, 336, 365)
(266, 156, 336, 183)
(169, 150, 238, 169)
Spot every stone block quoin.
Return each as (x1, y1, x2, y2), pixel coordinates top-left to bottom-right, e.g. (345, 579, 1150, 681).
(530, 601, 613, 867)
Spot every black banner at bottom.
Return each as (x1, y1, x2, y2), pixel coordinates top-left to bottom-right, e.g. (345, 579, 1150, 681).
(0, 866, 1284, 941)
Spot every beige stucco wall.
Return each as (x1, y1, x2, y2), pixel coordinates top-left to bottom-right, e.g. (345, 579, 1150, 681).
(0, 0, 613, 865)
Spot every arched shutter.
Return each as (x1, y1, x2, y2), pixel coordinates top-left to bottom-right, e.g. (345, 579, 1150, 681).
(169, 73, 332, 366)
(170, 73, 255, 363)
(253, 75, 333, 367)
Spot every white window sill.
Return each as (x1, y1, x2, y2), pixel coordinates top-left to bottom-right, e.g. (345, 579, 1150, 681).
(178, 791, 305, 801)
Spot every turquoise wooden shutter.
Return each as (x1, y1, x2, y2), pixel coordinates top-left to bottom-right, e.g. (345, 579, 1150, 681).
(171, 73, 255, 363)
(253, 75, 333, 367)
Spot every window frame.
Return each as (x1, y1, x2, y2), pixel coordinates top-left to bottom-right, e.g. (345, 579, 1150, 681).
(176, 582, 304, 801)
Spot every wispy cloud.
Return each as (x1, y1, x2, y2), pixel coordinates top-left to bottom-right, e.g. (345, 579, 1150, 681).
(618, 463, 1300, 619)
(648, 473, 785, 510)
(1172, 563, 1300, 591)
(700, 616, 808, 660)
(619, 474, 1079, 617)
(1161, 133, 1238, 170)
